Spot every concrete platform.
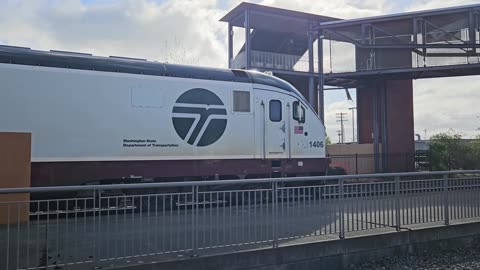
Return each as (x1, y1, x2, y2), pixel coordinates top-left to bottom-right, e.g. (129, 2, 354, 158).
(113, 220, 480, 270)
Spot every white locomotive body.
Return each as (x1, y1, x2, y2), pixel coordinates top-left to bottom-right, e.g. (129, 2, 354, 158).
(0, 46, 328, 186)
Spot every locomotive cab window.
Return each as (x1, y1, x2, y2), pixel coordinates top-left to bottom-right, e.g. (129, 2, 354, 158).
(269, 100, 282, 122)
(293, 101, 305, 123)
(233, 91, 250, 112)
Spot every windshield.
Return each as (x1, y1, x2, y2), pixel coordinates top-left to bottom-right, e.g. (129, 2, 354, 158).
(247, 71, 319, 118)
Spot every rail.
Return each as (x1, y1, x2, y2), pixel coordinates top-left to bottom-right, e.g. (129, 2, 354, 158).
(1, 170, 480, 269)
(231, 50, 323, 73)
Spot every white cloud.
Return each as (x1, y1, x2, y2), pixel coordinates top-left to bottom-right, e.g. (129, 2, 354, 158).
(414, 76, 480, 139)
(0, 0, 230, 67)
(324, 98, 357, 143)
(405, 0, 478, 11)
(260, 0, 392, 19)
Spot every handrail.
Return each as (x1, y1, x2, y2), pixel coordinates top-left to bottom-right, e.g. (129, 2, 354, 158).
(261, 100, 267, 159)
(286, 102, 292, 159)
(1, 170, 480, 194)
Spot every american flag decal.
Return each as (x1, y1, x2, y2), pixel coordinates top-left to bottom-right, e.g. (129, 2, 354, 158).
(294, 126, 304, 134)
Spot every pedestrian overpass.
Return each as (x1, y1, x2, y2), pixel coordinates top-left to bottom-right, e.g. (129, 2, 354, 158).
(221, 2, 480, 173)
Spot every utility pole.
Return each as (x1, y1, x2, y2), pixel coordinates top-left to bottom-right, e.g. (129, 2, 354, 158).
(336, 112, 348, 144)
(349, 107, 357, 143)
(337, 130, 342, 144)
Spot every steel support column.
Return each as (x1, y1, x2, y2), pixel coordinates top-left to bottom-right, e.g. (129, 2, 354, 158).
(413, 18, 418, 45)
(228, 23, 233, 68)
(421, 19, 427, 66)
(361, 24, 367, 45)
(373, 85, 380, 173)
(245, 9, 251, 69)
(380, 82, 388, 172)
(369, 25, 376, 70)
(469, 11, 477, 54)
(308, 25, 315, 108)
(318, 31, 325, 122)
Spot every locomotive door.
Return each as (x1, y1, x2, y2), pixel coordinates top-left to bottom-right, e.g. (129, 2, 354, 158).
(254, 89, 287, 158)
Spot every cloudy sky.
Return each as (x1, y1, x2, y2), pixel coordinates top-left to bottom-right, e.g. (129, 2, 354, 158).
(0, 0, 479, 142)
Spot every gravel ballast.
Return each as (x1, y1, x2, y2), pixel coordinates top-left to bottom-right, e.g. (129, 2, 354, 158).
(349, 244, 480, 270)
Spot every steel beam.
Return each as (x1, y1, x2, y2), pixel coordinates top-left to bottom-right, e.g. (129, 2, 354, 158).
(357, 44, 480, 49)
(228, 23, 233, 68)
(369, 25, 376, 70)
(469, 11, 477, 54)
(369, 23, 423, 55)
(421, 19, 427, 67)
(324, 62, 480, 78)
(324, 29, 363, 46)
(413, 18, 418, 44)
(370, 24, 413, 44)
(426, 52, 477, 57)
(308, 25, 315, 108)
(380, 82, 388, 172)
(373, 86, 380, 173)
(317, 5, 480, 30)
(318, 31, 325, 122)
(361, 24, 367, 45)
(422, 17, 467, 44)
(245, 8, 251, 69)
(249, 9, 322, 25)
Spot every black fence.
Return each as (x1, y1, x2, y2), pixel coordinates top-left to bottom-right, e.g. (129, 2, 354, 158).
(328, 150, 480, 174)
(415, 150, 480, 171)
(328, 152, 427, 174)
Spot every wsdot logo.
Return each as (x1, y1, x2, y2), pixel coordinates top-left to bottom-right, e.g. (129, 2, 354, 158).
(172, 88, 227, 147)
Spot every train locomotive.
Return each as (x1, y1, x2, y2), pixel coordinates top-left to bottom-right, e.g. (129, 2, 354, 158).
(0, 45, 329, 189)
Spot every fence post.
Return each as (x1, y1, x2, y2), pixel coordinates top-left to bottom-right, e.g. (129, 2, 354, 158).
(97, 189, 102, 263)
(92, 189, 98, 265)
(339, 179, 345, 239)
(191, 185, 198, 256)
(272, 182, 279, 248)
(443, 174, 450, 225)
(395, 176, 401, 231)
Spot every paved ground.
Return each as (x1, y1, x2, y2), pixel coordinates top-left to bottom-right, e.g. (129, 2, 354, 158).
(1, 189, 479, 270)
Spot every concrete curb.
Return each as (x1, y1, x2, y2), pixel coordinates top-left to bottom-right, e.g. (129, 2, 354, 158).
(110, 221, 480, 270)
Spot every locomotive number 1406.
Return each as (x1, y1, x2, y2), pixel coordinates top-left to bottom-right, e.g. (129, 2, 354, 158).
(309, 141, 324, 148)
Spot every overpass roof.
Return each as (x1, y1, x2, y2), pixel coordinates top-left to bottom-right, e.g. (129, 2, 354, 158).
(320, 3, 480, 29)
(220, 2, 340, 33)
(220, 3, 341, 57)
(318, 3, 480, 43)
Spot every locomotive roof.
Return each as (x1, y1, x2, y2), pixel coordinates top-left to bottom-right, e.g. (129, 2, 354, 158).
(0, 45, 299, 95)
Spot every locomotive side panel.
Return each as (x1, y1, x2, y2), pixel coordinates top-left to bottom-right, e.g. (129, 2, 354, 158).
(253, 86, 326, 160)
(288, 98, 327, 159)
(0, 64, 256, 162)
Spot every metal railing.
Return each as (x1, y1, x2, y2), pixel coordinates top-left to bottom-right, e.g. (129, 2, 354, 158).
(231, 50, 324, 73)
(231, 43, 480, 75)
(1, 171, 480, 269)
